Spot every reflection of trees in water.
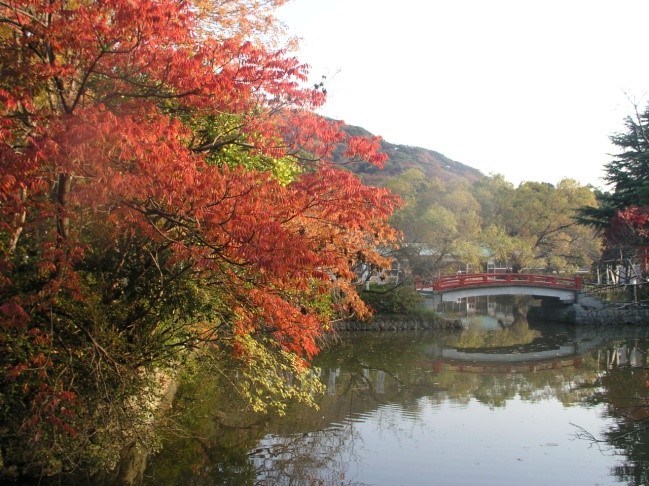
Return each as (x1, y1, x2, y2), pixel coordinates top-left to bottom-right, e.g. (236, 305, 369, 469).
(146, 331, 649, 484)
(254, 334, 649, 485)
(431, 363, 598, 408)
(252, 398, 430, 485)
(314, 331, 605, 409)
(449, 301, 542, 350)
(453, 316, 541, 349)
(252, 332, 639, 483)
(251, 423, 359, 486)
(253, 350, 429, 484)
(143, 374, 263, 485)
(575, 339, 649, 486)
(603, 395, 649, 486)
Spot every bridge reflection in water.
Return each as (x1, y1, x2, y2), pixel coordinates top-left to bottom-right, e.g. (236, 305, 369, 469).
(322, 327, 649, 397)
(322, 333, 649, 397)
(423, 293, 648, 375)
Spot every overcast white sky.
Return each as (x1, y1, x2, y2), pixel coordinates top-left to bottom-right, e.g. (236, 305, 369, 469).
(277, 0, 649, 188)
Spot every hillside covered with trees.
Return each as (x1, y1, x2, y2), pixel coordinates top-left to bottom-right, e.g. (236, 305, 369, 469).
(329, 123, 603, 281)
(382, 170, 602, 281)
(334, 123, 484, 186)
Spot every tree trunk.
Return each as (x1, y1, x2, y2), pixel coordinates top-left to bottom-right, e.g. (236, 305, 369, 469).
(56, 173, 71, 241)
(8, 187, 27, 253)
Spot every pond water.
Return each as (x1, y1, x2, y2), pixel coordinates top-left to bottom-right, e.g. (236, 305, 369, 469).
(144, 298, 649, 485)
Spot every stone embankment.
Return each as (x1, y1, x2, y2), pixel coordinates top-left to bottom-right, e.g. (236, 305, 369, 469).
(335, 317, 462, 332)
(529, 294, 649, 325)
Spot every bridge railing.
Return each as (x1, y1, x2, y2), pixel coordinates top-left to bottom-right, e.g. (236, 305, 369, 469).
(427, 273, 582, 291)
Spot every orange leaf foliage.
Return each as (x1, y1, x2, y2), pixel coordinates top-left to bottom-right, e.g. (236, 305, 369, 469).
(0, 0, 400, 466)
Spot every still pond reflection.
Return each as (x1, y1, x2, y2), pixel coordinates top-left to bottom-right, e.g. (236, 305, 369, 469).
(145, 297, 649, 485)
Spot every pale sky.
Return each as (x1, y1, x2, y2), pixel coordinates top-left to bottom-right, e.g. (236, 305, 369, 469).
(277, 0, 649, 189)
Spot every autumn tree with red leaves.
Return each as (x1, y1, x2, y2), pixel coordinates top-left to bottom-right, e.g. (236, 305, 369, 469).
(0, 0, 398, 477)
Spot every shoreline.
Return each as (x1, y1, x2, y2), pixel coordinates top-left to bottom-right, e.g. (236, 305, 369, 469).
(334, 315, 463, 332)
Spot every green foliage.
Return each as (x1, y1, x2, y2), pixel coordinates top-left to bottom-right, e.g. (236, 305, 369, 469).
(187, 339, 325, 417)
(605, 106, 649, 210)
(235, 338, 324, 415)
(473, 176, 601, 273)
(386, 169, 484, 276)
(359, 283, 436, 319)
(189, 113, 303, 184)
(340, 126, 602, 277)
(374, 158, 601, 277)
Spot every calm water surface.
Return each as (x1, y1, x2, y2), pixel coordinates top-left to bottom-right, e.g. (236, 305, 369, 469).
(145, 299, 649, 485)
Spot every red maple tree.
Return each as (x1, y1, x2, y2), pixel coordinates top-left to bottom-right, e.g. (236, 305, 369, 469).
(0, 0, 399, 475)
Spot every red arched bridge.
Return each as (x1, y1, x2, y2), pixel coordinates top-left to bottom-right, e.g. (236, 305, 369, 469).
(418, 273, 583, 303)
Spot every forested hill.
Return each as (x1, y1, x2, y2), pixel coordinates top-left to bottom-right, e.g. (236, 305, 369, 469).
(334, 123, 485, 186)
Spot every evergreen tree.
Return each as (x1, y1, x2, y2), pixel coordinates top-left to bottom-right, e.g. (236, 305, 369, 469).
(578, 103, 649, 272)
(579, 103, 649, 229)
(606, 106, 649, 209)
